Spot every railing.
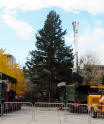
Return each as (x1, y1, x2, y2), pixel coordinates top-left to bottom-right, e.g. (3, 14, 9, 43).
(0, 102, 104, 124)
(1, 102, 34, 120)
(35, 102, 64, 111)
(0, 102, 3, 116)
(66, 103, 88, 114)
(88, 104, 104, 118)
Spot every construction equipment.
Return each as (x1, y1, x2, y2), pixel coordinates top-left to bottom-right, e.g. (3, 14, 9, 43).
(87, 85, 104, 118)
(66, 84, 101, 113)
(88, 95, 104, 118)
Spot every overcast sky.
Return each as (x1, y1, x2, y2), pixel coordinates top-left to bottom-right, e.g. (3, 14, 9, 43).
(0, 0, 104, 66)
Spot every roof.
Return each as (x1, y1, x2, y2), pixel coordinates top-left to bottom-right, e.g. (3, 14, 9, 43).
(0, 72, 17, 83)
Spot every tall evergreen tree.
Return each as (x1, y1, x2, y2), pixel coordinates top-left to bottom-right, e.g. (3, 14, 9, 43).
(26, 10, 73, 102)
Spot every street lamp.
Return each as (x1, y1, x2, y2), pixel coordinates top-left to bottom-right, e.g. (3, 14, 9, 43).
(57, 82, 67, 106)
(43, 68, 51, 103)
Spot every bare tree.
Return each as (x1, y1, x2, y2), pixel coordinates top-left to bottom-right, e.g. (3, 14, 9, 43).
(79, 54, 103, 85)
(79, 54, 100, 66)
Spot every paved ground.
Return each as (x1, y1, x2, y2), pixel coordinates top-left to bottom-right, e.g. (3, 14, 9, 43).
(0, 107, 104, 124)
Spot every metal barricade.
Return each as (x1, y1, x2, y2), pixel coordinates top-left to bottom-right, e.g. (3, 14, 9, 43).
(35, 102, 64, 120)
(88, 104, 104, 124)
(0, 103, 3, 118)
(1, 102, 104, 124)
(67, 103, 88, 114)
(64, 103, 89, 124)
(35, 102, 64, 111)
(34, 102, 92, 124)
(2, 102, 34, 120)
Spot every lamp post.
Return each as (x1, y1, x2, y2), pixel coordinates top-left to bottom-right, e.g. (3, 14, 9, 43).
(43, 68, 51, 103)
(57, 82, 67, 106)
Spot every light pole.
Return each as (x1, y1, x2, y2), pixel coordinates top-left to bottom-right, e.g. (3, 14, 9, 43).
(43, 68, 51, 103)
(57, 82, 67, 106)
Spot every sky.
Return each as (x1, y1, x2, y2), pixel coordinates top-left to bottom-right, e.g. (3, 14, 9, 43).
(0, 0, 104, 66)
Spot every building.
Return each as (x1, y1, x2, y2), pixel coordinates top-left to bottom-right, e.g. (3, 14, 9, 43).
(7, 55, 16, 68)
(79, 64, 104, 85)
(79, 64, 104, 77)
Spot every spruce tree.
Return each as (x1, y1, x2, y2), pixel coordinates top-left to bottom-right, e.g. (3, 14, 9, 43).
(26, 10, 73, 102)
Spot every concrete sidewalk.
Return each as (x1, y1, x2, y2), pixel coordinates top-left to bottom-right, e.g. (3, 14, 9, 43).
(0, 111, 88, 124)
(0, 109, 103, 124)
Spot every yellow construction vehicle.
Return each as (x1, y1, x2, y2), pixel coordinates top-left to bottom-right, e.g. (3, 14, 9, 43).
(88, 86, 104, 118)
